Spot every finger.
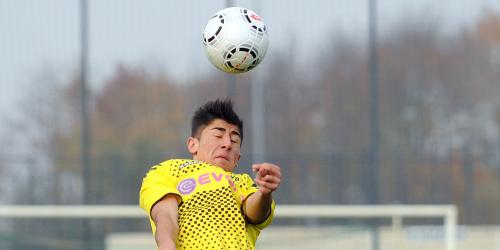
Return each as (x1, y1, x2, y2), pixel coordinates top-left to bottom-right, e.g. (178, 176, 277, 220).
(255, 178, 274, 190)
(255, 175, 280, 189)
(252, 170, 263, 183)
(252, 164, 262, 172)
(268, 167, 281, 179)
(258, 163, 281, 176)
(252, 167, 267, 179)
(255, 179, 279, 192)
(258, 168, 268, 177)
(262, 175, 281, 184)
(254, 178, 266, 186)
(254, 179, 268, 191)
(253, 163, 276, 171)
(259, 168, 281, 180)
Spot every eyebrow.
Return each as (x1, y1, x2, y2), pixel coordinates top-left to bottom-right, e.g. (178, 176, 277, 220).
(212, 127, 241, 138)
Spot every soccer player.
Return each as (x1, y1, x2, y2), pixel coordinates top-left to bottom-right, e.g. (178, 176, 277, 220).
(140, 98, 281, 250)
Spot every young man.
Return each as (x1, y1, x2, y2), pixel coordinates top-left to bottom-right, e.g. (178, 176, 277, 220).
(140, 98, 281, 250)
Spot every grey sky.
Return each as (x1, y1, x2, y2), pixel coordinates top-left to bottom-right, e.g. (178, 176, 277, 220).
(1, 0, 499, 122)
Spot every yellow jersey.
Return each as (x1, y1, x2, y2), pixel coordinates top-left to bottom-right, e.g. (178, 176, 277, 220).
(139, 159, 275, 250)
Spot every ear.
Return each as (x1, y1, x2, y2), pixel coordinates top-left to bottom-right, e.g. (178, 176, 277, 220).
(187, 137, 199, 155)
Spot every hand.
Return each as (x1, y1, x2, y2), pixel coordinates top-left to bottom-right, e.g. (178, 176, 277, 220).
(252, 163, 281, 195)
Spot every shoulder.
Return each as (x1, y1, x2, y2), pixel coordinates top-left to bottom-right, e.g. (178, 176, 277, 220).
(231, 172, 255, 185)
(161, 158, 194, 166)
(153, 159, 221, 175)
(231, 172, 251, 180)
(155, 159, 200, 169)
(144, 159, 196, 176)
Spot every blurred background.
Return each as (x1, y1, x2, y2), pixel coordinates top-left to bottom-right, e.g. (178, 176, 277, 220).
(1, 0, 500, 249)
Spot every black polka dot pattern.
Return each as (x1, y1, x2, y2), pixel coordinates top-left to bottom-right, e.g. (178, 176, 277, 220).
(178, 186, 248, 249)
(169, 159, 252, 249)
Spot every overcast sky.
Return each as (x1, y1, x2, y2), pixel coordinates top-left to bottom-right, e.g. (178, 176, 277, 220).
(1, 0, 500, 123)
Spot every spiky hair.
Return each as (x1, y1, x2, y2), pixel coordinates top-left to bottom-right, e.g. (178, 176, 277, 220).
(191, 98, 243, 143)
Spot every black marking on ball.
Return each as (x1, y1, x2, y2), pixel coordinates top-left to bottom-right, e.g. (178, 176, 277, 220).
(215, 26, 222, 36)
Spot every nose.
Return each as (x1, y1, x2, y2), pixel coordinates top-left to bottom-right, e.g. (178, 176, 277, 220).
(220, 134, 232, 150)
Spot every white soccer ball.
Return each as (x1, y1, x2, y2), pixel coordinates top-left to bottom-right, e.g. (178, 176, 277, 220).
(203, 7, 269, 74)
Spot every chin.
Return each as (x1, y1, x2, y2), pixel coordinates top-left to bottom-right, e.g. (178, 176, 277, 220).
(222, 166, 235, 172)
(214, 160, 234, 171)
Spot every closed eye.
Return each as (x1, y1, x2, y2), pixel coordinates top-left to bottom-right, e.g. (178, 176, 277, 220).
(211, 127, 241, 144)
(230, 136, 241, 144)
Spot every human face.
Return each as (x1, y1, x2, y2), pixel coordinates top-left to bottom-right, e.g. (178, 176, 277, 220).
(187, 119, 241, 172)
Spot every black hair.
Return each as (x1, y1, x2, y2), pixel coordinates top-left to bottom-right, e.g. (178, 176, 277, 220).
(191, 98, 244, 143)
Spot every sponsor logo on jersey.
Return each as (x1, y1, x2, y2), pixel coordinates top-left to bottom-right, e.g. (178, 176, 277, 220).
(177, 172, 236, 195)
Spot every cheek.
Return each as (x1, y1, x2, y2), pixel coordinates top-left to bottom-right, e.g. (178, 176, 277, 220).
(201, 141, 217, 153)
(232, 147, 241, 158)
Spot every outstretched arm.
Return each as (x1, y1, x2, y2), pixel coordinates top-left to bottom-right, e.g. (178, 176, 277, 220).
(151, 195, 179, 250)
(243, 163, 281, 223)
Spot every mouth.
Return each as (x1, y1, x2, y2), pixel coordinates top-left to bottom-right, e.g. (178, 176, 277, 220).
(215, 155, 229, 161)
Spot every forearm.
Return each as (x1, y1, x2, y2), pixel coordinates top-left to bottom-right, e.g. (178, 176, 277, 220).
(243, 190, 272, 224)
(245, 163, 281, 223)
(154, 215, 178, 249)
(151, 196, 179, 250)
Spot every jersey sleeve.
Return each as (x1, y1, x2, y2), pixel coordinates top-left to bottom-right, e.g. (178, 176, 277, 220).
(235, 173, 259, 200)
(240, 174, 276, 229)
(139, 160, 181, 219)
(254, 199, 275, 229)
